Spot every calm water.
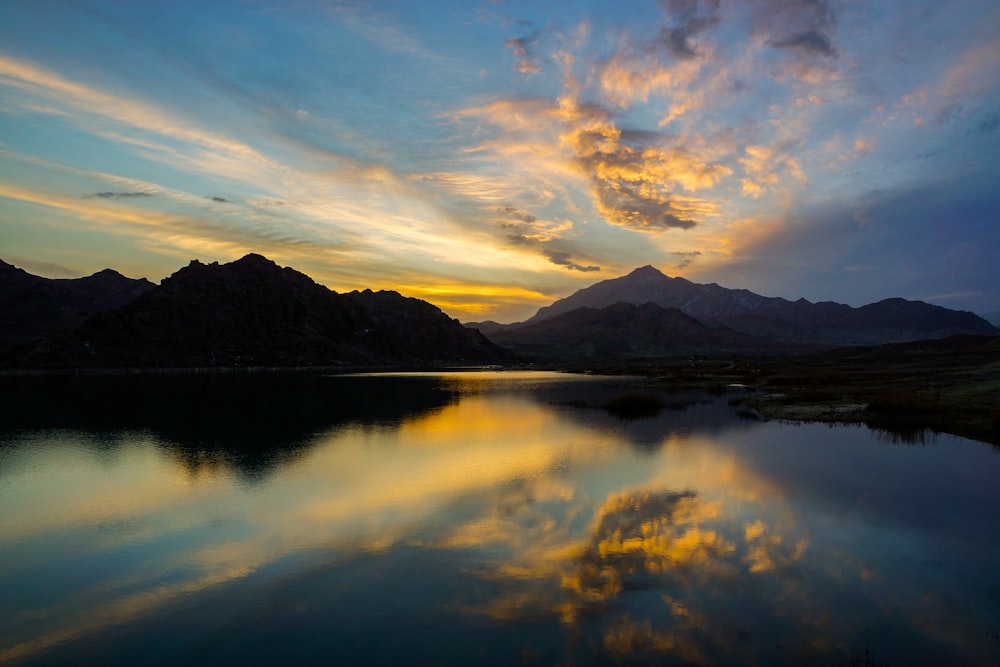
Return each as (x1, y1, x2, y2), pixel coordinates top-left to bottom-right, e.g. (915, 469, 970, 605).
(1, 371, 998, 666)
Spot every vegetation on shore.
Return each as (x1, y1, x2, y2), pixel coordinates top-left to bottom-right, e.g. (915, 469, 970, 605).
(550, 335, 1000, 446)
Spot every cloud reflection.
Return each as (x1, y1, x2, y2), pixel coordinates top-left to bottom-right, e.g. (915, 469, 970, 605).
(3, 375, 998, 665)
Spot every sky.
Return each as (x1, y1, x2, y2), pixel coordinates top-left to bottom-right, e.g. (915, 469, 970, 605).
(1, 0, 998, 323)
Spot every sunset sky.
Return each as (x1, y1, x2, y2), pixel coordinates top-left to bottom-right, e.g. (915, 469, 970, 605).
(1, 0, 998, 322)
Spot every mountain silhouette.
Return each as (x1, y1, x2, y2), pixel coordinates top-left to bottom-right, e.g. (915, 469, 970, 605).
(0, 259, 155, 356)
(487, 301, 773, 360)
(481, 265, 998, 346)
(3, 254, 506, 368)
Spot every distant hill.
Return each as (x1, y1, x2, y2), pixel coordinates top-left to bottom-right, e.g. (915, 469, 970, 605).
(984, 311, 1000, 327)
(474, 266, 998, 346)
(3, 254, 506, 369)
(487, 301, 777, 360)
(0, 259, 155, 356)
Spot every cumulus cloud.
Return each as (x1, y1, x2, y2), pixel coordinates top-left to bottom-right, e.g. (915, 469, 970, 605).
(452, 96, 728, 234)
(566, 113, 727, 231)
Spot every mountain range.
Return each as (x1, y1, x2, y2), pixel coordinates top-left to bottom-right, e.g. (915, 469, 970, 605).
(1, 254, 505, 368)
(470, 265, 998, 349)
(483, 301, 775, 360)
(0, 259, 155, 356)
(3, 257, 996, 369)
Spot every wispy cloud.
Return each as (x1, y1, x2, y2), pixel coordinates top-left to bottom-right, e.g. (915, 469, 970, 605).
(0, 53, 280, 185)
(1, 0, 997, 318)
(769, 29, 836, 58)
(87, 191, 154, 199)
(671, 250, 702, 268)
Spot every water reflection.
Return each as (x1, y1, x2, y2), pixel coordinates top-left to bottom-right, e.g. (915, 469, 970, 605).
(0, 373, 458, 480)
(0, 372, 998, 666)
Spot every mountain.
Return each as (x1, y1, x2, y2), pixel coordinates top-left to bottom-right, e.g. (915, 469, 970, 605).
(488, 301, 773, 360)
(0, 259, 155, 356)
(984, 311, 1000, 327)
(500, 266, 999, 346)
(3, 254, 506, 369)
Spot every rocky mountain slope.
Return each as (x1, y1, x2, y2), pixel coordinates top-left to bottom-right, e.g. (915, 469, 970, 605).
(3, 254, 506, 369)
(476, 266, 998, 346)
(0, 259, 155, 356)
(487, 301, 775, 360)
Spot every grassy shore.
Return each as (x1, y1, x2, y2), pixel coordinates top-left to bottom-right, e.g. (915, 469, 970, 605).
(553, 335, 1000, 446)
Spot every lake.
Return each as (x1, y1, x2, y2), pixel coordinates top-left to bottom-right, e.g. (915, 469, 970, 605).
(1, 371, 998, 666)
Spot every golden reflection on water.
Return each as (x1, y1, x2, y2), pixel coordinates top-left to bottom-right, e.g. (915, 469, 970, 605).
(2, 373, 998, 666)
(0, 382, 631, 662)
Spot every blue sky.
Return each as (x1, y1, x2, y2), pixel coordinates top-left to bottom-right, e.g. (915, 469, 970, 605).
(1, 0, 998, 322)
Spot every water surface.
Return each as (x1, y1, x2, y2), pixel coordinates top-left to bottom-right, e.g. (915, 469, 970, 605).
(1, 371, 998, 666)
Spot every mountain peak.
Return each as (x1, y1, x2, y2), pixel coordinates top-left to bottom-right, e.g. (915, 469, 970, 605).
(89, 268, 127, 279)
(517, 265, 998, 344)
(628, 265, 666, 278)
(234, 253, 278, 267)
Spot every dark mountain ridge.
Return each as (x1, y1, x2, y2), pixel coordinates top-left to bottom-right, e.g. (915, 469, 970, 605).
(476, 265, 997, 346)
(0, 259, 155, 355)
(3, 254, 506, 369)
(487, 301, 777, 360)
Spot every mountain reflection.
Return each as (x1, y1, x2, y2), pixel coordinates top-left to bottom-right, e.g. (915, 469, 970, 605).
(2, 372, 998, 666)
(0, 373, 458, 480)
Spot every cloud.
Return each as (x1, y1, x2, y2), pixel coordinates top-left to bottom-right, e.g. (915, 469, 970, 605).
(451, 93, 729, 235)
(209, 196, 231, 203)
(657, 0, 721, 61)
(0, 54, 278, 185)
(598, 45, 704, 108)
(738, 140, 806, 197)
(0, 182, 356, 269)
(769, 29, 836, 58)
(590, 180, 698, 230)
(3, 256, 79, 278)
(753, 0, 837, 48)
(500, 206, 600, 273)
(504, 31, 542, 74)
(542, 249, 600, 272)
(702, 173, 1000, 313)
(671, 250, 701, 268)
(750, 0, 838, 82)
(88, 191, 154, 199)
(562, 102, 728, 231)
(496, 205, 536, 223)
(853, 137, 874, 155)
